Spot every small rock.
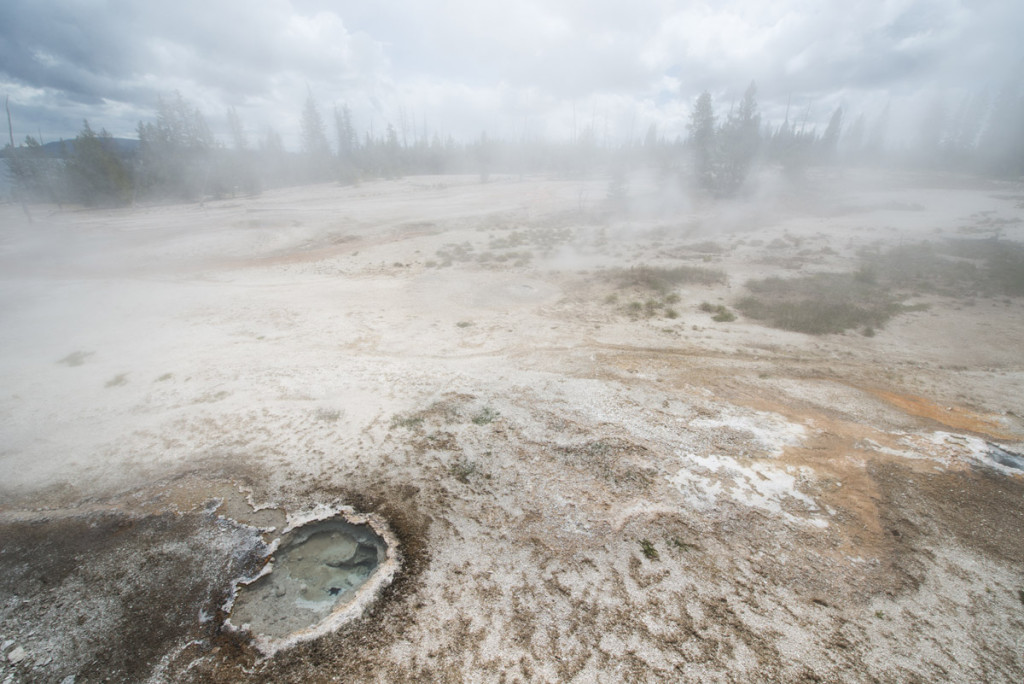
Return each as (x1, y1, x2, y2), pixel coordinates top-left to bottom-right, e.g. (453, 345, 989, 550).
(7, 646, 28, 664)
(60, 676, 76, 684)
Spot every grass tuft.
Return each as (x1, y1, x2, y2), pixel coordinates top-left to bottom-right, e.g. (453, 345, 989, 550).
(449, 458, 478, 483)
(390, 414, 424, 429)
(669, 538, 698, 552)
(58, 351, 93, 367)
(700, 301, 736, 322)
(471, 407, 500, 425)
(105, 373, 128, 388)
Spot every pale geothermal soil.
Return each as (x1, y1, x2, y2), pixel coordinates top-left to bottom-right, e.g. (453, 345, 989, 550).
(1, 170, 1023, 683)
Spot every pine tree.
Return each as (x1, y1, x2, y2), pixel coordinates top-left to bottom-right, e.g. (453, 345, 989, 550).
(67, 120, 131, 206)
(137, 92, 214, 199)
(978, 81, 1024, 177)
(821, 106, 843, 164)
(717, 81, 761, 194)
(687, 91, 716, 191)
(334, 104, 358, 183)
(864, 102, 891, 160)
(476, 130, 492, 183)
(843, 113, 866, 162)
(225, 106, 260, 196)
(6, 135, 55, 202)
(383, 123, 401, 178)
(916, 96, 947, 166)
(226, 106, 246, 151)
(261, 127, 291, 187)
(300, 90, 331, 181)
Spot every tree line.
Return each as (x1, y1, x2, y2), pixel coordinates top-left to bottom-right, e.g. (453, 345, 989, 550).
(3, 79, 1023, 207)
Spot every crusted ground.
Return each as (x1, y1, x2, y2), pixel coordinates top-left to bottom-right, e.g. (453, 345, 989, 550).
(1, 169, 1022, 682)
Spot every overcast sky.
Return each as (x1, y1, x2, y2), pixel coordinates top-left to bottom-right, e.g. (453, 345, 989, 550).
(1, 0, 1022, 150)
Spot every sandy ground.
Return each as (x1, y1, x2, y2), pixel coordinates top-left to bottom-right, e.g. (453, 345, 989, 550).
(1, 169, 1023, 683)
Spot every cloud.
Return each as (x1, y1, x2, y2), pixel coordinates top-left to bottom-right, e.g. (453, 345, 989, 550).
(0, 0, 390, 141)
(0, 0, 1021, 147)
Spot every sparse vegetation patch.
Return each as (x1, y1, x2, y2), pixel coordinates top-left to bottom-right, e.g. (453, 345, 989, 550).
(58, 351, 94, 367)
(640, 539, 660, 560)
(699, 301, 736, 322)
(738, 239, 1024, 334)
(556, 439, 653, 493)
(314, 408, 342, 422)
(736, 273, 911, 334)
(390, 414, 424, 430)
(434, 242, 475, 267)
(105, 373, 128, 387)
(449, 458, 478, 483)
(669, 538, 699, 552)
(615, 264, 726, 294)
(857, 239, 1024, 297)
(471, 407, 499, 425)
(607, 266, 724, 320)
(680, 241, 725, 254)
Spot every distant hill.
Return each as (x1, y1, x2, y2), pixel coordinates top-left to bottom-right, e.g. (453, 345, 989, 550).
(0, 138, 140, 159)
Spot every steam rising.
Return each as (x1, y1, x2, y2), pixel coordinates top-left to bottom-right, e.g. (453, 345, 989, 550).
(1, 1, 1022, 151)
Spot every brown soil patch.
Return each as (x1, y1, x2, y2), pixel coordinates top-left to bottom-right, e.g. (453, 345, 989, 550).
(863, 387, 1019, 440)
(0, 510, 266, 683)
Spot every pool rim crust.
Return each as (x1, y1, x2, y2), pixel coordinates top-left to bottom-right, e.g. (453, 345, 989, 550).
(223, 504, 402, 656)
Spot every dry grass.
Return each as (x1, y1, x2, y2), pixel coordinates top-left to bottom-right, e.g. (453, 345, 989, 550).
(859, 239, 1024, 297)
(734, 239, 1024, 335)
(735, 273, 909, 334)
(610, 265, 725, 321)
(615, 265, 726, 294)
